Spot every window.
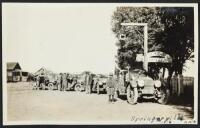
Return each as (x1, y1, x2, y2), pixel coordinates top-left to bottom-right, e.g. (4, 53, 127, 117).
(22, 72, 28, 76)
(7, 72, 12, 76)
(13, 71, 20, 76)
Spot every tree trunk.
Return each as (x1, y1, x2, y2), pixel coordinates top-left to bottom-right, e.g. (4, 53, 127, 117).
(167, 68, 173, 94)
(177, 63, 183, 75)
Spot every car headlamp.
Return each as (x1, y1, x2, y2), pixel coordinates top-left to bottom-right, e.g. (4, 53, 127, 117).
(137, 79, 144, 87)
(154, 80, 161, 88)
(130, 80, 137, 88)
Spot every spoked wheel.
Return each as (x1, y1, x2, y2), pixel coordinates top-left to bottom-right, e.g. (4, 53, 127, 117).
(32, 82, 36, 90)
(126, 85, 138, 105)
(157, 87, 170, 104)
(48, 83, 54, 90)
(75, 84, 81, 92)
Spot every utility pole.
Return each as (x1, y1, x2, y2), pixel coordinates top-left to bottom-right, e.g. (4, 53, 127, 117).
(120, 23, 148, 71)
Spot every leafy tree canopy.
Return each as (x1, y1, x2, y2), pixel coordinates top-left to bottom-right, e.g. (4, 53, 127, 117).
(112, 7, 194, 75)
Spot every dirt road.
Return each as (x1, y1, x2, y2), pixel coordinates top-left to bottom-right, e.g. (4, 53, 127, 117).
(6, 82, 194, 124)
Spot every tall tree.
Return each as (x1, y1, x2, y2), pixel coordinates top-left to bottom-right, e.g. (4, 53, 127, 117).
(112, 7, 164, 69)
(156, 7, 194, 75)
(112, 7, 194, 76)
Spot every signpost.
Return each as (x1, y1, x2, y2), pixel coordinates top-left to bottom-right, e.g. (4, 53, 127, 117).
(136, 51, 173, 63)
(120, 23, 148, 71)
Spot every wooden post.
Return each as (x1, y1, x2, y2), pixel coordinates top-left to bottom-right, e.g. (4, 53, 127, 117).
(143, 24, 148, 71)
(178, 74, 184, 96)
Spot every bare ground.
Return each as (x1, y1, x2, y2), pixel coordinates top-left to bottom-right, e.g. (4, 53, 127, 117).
(6, 82, 194, 123)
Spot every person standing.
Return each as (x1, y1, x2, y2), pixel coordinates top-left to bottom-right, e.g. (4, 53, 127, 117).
(85, 72, 92, 94)
(85, 72, 89, 94)
(60, 73, 63, 91)
(68, 74, 73, 90)
(88, 73, 94, 94)
(36, 75, 40, 89)
(92, 76, 99, 93)
(65, 73, 69, 91)
(56, 74, 60, 90)
(37, 72, 46, 90)
(106, 73, 116, 103)
(62, 73, 68, 91)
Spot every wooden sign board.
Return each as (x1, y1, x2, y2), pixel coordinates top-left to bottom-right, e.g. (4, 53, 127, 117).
(136, 51, 172, 63)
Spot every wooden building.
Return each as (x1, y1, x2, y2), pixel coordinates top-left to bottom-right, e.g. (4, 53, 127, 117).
(7, 62, 29, 82)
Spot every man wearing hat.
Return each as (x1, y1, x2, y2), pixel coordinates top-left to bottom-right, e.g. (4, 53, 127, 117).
(106, 73, 116, 103)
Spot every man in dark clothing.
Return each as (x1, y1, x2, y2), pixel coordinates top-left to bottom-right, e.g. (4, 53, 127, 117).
(60, 73, 63, 91)
(106, 73, 116, 103)
(37, 72, 46, 90)
(65, 73, 70, 91)
(85, 72, 93, 94)
(63, 73, 68, 91)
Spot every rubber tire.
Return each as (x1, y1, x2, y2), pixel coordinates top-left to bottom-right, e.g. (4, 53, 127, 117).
(48, 83, 54, 90)
(75, 84, 81, 91)
(157, 88, 170, 105)
(32, 82, 36, 90)
(126, 85, 138, 105)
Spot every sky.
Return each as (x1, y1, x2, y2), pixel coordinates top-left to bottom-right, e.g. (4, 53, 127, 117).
(3, 3, 118, 74)
(2, 3, 195, 76)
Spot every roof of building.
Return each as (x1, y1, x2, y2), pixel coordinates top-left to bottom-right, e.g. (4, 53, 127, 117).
(34, 67, 54, 76)
(7, 62, 21, 70)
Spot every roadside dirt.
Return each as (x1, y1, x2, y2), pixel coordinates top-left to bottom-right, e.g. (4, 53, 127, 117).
(6, 82, 194, 124)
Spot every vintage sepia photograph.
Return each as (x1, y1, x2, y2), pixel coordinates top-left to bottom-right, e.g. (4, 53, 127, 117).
(2, 3, 198, 125)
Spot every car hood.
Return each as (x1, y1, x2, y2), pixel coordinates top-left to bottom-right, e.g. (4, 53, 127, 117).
(98, 78, 107, 83)
(138, 76, 154, 87)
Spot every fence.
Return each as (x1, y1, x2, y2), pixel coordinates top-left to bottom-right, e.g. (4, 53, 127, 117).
(167, 75, 194, 97)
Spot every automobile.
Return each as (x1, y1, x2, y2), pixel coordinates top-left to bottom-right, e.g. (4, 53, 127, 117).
(73, 75, 86, 92)
(32, 69, 58, 90)
(115, 51, 172, 105)
(44, 75, 58, 90)
(115, 68, 170, 105)
(92, 74, 108, 94)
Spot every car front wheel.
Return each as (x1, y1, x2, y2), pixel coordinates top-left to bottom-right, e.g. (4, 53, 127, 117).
(157, 88, 170, 104)
(48, 83, 54, 90)
(75, 84, 81, 91)
(126, 85, 138, 105)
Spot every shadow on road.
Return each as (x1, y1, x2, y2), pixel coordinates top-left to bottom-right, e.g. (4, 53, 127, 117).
(168, 95, 193, 107)
(117, 95, 158, 103)
(117, 94, 194, 107)
(172, 105, 194, 119)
